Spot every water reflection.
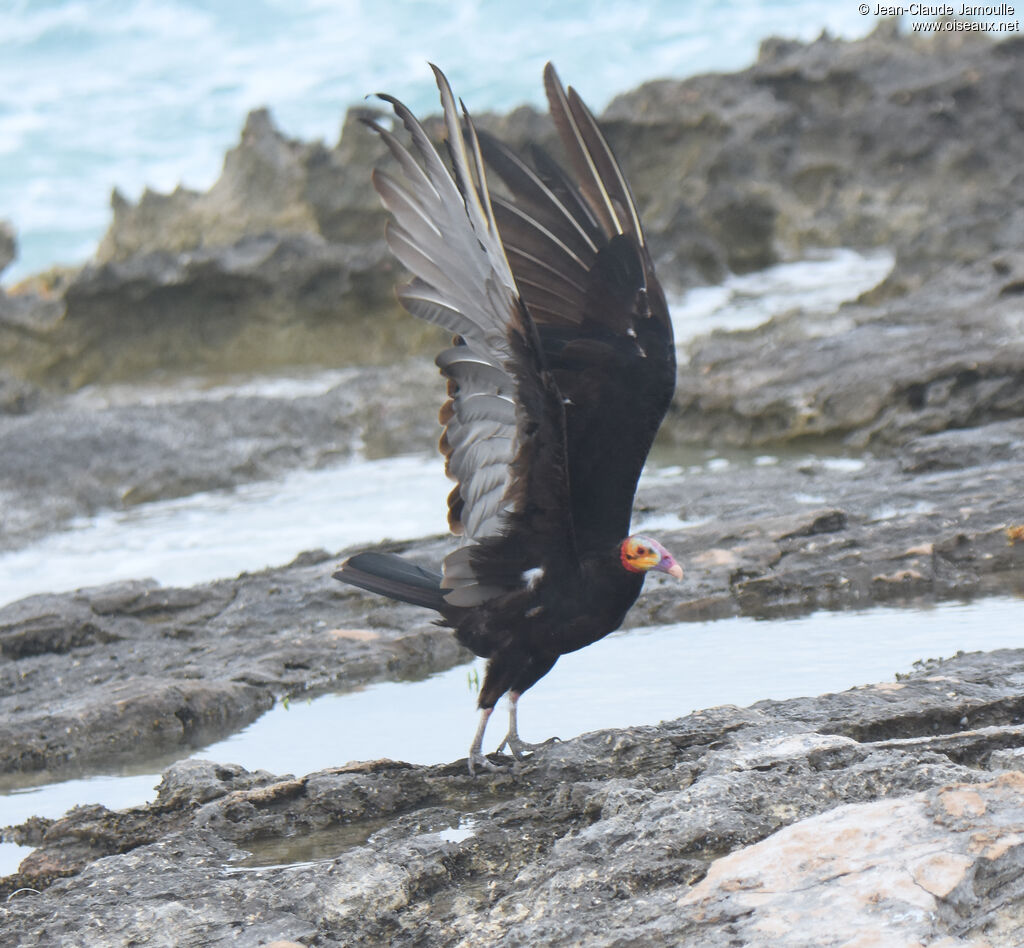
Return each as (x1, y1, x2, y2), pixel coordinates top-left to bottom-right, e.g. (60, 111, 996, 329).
(3, 594, 1019, 877)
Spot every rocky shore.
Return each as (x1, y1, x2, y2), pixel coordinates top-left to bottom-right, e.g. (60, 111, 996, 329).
(2, 22, 1023, 397)
(1, 419, 1022, 783)
(5, 649, 1024, 945)
(3, 21, 1024, 947)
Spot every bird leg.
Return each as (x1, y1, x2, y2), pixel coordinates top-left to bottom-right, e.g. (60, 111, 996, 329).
(495, 691, 558, 759)
(467, 706, 503, 776)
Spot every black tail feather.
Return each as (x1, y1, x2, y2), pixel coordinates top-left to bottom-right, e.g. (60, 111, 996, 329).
(334, 552, 445, 611)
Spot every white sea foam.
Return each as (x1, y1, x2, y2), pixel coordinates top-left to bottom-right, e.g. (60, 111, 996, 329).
(0, 454, 450, 609)
(0, 0, 883, 282)
(669, 249, 894, 343)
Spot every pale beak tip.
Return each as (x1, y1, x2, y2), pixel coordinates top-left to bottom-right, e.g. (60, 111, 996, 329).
(668, 562, 684, 580)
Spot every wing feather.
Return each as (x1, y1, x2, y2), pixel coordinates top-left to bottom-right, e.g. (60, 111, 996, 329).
(371, 169, 442, 242)
(542, 63, 625, 238)
(485, 63, 677, 553)
(366, 68, 577, 607)
(490, 200, 592, 281)
(475, 128, 600, 257)
(563, 82, 646, 245)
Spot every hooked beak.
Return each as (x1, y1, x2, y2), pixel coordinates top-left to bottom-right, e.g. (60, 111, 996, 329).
(657, 554, 684, 580)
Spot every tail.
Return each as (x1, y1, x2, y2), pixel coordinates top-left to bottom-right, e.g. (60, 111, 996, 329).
(333, 552, 445, 611)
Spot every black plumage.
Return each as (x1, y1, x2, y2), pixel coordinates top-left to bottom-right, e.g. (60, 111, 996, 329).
(335, 64, 681, 774)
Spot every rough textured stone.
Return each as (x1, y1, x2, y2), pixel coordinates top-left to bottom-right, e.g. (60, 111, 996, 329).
(0, 220, 14, 276)
(667, 266, 1024, 449)
(0, 358, 439, 550)
(0, 551, 467, 776)
(676, 774, 1024, 946)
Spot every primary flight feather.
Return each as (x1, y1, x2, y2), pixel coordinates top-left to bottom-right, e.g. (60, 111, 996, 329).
(335, 63, 680, 774)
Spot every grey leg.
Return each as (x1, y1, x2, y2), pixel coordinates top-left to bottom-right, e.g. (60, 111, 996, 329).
(495, 691, 558, 759)
(467, 706, 502, 776)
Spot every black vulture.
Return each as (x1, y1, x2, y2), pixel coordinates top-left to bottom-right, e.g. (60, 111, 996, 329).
(335, 64, 680, 774)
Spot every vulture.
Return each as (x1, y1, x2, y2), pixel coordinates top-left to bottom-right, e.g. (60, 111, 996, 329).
(335, 63, 680, 774)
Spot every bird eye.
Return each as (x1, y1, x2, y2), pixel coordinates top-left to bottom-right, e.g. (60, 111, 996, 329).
(637, 546, 649, 555)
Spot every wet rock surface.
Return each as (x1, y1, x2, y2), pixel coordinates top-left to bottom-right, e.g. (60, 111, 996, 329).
(0, 544, 468, 779)
(637, 420, 1024, 624)
(669, 261, 1024, 449)
(5, 650, 1024, 945)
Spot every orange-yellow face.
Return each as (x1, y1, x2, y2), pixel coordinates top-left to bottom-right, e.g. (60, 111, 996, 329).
(619, 535, 683, 579)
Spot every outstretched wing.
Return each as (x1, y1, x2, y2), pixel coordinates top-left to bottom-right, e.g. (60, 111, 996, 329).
(365, 66, 576, 608)
(480, 63, 676, 556)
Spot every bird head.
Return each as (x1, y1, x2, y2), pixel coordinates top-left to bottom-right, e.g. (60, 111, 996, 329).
(619, 535, 683, 579)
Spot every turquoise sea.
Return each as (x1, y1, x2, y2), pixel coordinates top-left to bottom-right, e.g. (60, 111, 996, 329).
(0, 0, 884, 284)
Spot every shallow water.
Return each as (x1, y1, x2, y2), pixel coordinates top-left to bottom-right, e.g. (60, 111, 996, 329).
(0, 454, 450, 608)
(66, 366, 366, 411)
(2, 595, 1021, 875)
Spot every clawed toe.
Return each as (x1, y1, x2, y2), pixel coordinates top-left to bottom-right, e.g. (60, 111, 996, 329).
(468, 750, 506, 776)
(495, 733, 560, 760)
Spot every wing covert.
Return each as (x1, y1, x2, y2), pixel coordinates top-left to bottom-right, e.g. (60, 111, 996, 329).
(477, 63, 677, 555)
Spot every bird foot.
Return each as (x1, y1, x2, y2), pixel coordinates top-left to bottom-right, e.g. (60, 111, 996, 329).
(495, 733, 560, 760)
(468, 750, 506, 777)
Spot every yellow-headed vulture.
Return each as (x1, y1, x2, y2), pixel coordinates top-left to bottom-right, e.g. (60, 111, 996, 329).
(335, 64, 681, 774)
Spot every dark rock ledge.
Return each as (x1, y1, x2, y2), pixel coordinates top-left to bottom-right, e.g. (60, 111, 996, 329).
(4, 649, 1024, 945)
(0, 357, 441, 552)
